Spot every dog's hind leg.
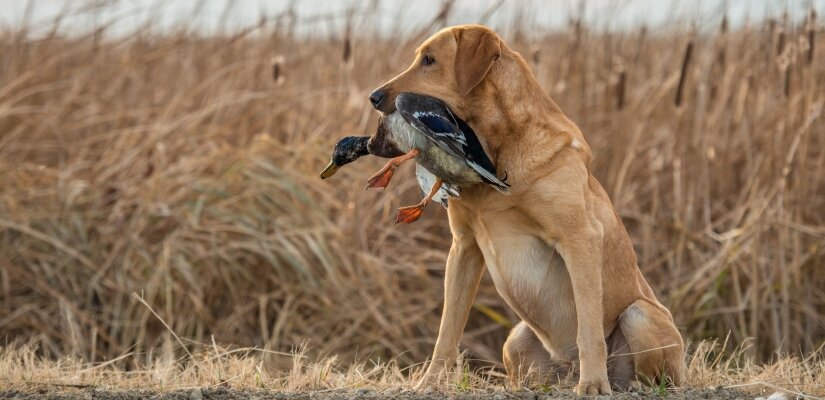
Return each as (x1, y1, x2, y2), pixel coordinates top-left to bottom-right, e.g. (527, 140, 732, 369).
(604, 325, 636, 391)
(617, 299, 685, 387)
(502, 321, 574, 388)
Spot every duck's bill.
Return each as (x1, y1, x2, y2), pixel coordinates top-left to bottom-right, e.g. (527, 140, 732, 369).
(319, 160, 339, 179)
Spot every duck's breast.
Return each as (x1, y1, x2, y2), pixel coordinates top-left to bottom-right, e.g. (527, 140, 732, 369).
(417, 145, 481, 185)
(415, 164, 454, 208)
(384, 112, 423, 152)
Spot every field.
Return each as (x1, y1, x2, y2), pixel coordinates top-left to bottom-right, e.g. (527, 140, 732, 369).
(1, 2, 824, 398)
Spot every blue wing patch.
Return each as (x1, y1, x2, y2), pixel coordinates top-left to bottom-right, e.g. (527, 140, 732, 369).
(413, 111, 468, 146)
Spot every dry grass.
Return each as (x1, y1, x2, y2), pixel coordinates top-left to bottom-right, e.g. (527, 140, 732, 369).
(1, 2, 824, 397)
(1, 341, 824, 398)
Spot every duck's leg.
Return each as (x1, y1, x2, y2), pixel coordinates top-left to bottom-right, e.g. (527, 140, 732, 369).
(366, 149, 419, 189)
(396, 178, 443, 224)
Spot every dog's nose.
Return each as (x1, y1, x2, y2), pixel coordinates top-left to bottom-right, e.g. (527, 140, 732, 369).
(369, 89, 385, 110)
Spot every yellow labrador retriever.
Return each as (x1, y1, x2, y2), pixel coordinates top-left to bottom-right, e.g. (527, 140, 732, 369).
(367, 25, 684, 395)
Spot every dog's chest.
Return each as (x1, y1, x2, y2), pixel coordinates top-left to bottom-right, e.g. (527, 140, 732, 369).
(471, 212, 579, 358)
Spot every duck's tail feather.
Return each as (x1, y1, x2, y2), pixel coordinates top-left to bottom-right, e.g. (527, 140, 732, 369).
(467, 160, 511, 194)
(437, 183, 460, 209)
(443, 183, 461, 197)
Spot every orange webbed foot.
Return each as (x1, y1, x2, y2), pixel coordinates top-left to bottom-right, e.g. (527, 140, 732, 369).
(366, 167, 396, 189)
(365, 149, 419, 190)
(396, 204, 425, 224)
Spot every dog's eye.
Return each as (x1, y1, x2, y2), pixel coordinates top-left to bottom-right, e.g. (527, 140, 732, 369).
(421, 54, 435, 66)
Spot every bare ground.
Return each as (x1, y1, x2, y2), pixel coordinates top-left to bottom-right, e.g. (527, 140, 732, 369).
(1, 387, 757, 400)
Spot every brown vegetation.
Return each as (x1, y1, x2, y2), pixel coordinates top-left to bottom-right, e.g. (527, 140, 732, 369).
(1, 341, 823, 397)
(0, 3, 824, 397)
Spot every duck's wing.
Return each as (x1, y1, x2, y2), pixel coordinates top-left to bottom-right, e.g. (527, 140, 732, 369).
(401, 110, 467, 159)
(455, 118, 510, 194)
(397, 92, 510, 194)
(396, 92, 467, 159)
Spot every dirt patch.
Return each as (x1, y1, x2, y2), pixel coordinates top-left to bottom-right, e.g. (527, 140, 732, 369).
(1, 387, 758, 400)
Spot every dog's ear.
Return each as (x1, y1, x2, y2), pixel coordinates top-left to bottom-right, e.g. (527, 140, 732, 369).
(454, 26, 501, 96)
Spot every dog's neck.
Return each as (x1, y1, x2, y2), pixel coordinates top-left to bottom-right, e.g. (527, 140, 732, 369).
(463, 45, 591, 183)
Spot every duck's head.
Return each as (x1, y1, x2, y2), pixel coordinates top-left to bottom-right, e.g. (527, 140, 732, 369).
(320, 136, 370, 179)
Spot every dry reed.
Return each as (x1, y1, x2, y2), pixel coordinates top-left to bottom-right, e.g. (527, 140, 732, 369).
(0, 3, 824, 396)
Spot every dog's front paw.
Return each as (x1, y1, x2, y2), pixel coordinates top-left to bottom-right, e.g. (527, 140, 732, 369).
(574, 378, 612, 396)
(414, 360, 449, 390)
(414, 373, 437, 390)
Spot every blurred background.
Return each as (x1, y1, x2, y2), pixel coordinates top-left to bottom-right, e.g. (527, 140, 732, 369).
(1, 0, 824, 373)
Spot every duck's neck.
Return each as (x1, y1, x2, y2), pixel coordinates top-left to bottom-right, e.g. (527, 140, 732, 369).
(353, 136, 371, 158)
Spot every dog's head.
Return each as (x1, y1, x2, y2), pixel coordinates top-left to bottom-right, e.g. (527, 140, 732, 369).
(369, 24, 501, 116)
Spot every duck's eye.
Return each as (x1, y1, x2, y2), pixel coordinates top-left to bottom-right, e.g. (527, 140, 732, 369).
(421, 54, 435, 66)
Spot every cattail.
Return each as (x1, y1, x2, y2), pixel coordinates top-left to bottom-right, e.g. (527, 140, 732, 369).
(718, 15, 728, 67)
(342, 31, 352, 65)
(711, 16, 728, 103)
(571, 17, 583, 48)
(766, 18, 777, 59)
(784, 64, 792, 97)
(775, 18, 786, 56)
(809, 9, 817, 65)
(675, 40, 693, 107)
(616, 68, 626, 110)
(271, 55, 285, 84)
(776, 30, 786, 56)
(634, 25, 647, 63)
(103, 187, 119, 208)
(431, 0, 455, 29)
(342, 10, 354, 66)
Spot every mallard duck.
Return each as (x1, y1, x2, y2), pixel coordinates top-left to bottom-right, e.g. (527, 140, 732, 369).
(365, 92, 509, 223)
(319, 127, 458, 215)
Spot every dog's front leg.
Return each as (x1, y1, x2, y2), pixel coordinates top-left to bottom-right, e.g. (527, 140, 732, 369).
(556, 230, 612, 395)
(528, 170, 612, 395)
(417, 234, 485, 388)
